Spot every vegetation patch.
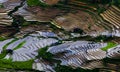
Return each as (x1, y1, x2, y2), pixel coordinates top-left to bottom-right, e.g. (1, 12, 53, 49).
(0, 59, 33, 69)
(101, 42, 118, 51)
(0, 50, 7, 59)
(3, 38, 18, 50)
(0, 4, 3, 8)
(27, 0, 48, 7)
(13, 41, 26, 50)
(37, 46, 54, 61)
(90, 35, 114, 42)
(0, 37, 6, 41)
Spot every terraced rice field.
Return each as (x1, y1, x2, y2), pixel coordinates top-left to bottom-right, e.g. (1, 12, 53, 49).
(0, 0, 120, 72)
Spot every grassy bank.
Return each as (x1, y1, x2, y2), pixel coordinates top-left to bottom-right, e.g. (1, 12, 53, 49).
(0, 59, 33, 70)
(101, 42, 118, 51)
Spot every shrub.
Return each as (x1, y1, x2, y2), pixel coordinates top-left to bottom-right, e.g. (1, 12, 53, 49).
(27, 0, 48, 7)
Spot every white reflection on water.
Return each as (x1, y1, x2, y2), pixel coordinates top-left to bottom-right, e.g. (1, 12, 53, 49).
(0, 0, 8, 3)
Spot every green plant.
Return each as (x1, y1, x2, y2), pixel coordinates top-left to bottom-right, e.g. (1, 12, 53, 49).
(0, 59, 34, 69)
(3, 38, 18, 50)
(0, 37, 6, 41)
(91, 35, 113, 42)
(0, 4, 3, 8)
(27, 0, 48, 7)
(97, 7, 106, 14)
(36, 46, 54, 61)
(13, 41, 26, 50)
(0, 50, 7, 59)
(101, 42, 118, 51)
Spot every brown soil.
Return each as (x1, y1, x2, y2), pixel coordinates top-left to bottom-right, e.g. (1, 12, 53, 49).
(26, 6, 67, 21)
(41, 0, 60, 5)
(54, 10, 105, 33)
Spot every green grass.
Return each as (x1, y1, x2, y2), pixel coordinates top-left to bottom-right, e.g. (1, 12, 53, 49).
(0, 59, 34, 69)
(76, 0, 99, 7)
(0, 4, 3, 8)
(37, 46, 54, 61)
(27, 0, 48, 7)
(27, 0, 40, 6)
(13, 41, 26, 50)
(22, 21, 30, 26)
(0, 37, 6, 41)
(97, 7, 106, 14)
(3, 38, 18, 50)
(101, 42, 118, 51)
(0, 50, 7, 59)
